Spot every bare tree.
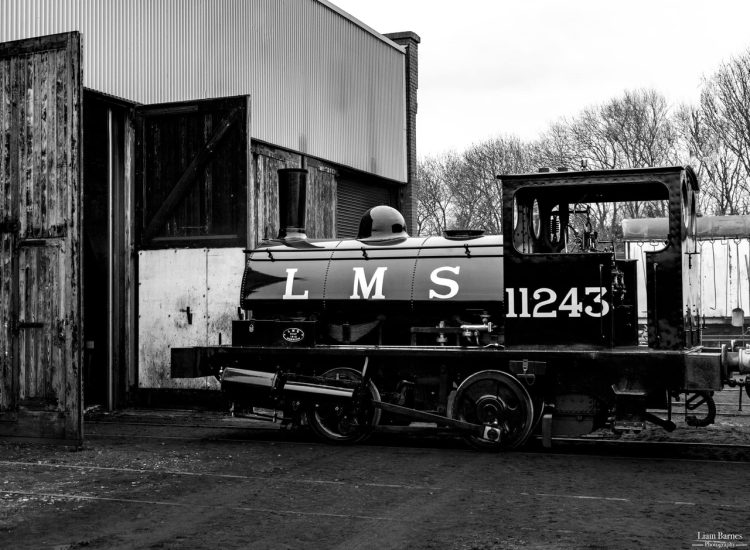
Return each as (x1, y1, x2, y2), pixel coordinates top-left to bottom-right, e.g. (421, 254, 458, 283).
(675, 104, 748, 215)
(692, 50, 750, 215)
(701, 50, 750, 173)
(541, 90, 679, 239)
(533, 122, 580, 170)
(416, 60, 750, 237)
(568, 106, 621, 170)
(460, 136, 534, 233)
(602, 89, 678, 169)
(416, 155, 457, 235)
(416, 137, 536, 235)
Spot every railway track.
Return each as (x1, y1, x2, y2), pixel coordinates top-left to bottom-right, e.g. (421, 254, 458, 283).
(83, 416, 750, 462)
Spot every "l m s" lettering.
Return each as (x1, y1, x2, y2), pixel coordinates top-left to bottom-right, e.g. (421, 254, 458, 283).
(350, 267, 388, 299)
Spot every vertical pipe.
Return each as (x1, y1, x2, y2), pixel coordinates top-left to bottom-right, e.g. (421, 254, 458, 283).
(277, 168, 307, 240)
(107, 107, 114, 411)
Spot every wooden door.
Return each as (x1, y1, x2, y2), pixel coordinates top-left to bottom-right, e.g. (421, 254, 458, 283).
(135, 96, 251, 248)
(135, 96, 250, 390)
(0, 32, 83, 443)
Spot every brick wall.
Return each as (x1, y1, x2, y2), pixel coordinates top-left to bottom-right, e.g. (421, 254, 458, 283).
(385, 31, 420, 235)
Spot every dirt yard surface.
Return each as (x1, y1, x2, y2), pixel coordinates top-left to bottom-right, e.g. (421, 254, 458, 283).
(1, 395, 749, 550)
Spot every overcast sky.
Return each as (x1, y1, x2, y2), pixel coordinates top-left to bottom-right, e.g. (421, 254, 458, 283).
(332, 0, 750, 158)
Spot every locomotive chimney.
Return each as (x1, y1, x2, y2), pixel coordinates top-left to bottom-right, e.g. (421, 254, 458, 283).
(277, 168, 307, 240)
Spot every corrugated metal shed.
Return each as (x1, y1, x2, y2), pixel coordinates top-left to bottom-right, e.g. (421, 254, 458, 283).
(0, 0, 407, 182)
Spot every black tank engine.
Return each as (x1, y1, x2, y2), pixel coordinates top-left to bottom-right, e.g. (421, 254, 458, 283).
(172, 166, 750, 450)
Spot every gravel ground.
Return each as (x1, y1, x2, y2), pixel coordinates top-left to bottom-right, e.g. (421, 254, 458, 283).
(0, 389, 748, 550)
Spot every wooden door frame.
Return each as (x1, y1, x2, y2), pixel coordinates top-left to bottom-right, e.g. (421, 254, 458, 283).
(132, 95, 251, 393)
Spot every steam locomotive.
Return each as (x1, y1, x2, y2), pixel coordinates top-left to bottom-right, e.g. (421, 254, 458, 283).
(171, 166, 750, 450)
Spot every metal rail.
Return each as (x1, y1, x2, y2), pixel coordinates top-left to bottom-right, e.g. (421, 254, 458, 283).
(538, 436, 750, 451)
(85, 419, 750, 453)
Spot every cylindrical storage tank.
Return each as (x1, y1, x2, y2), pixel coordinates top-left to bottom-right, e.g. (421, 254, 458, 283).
(239, 234, 504, 327)
(411, 235, 503, 318)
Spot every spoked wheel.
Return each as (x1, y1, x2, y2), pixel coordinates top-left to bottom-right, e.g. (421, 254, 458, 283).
(307, 367, 381, 444)
(449, 370, 535, 451)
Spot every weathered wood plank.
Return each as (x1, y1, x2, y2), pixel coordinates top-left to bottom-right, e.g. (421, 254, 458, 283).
(39, 49, 49, 233)
(124, 116, 135, 392)
(45, 50, 57, 235)
(31, 249, 40, 397)
(18, 249, 28, 399)
(17, 57, 27, 237)
(244, 96, 253, 248)
(304, 161, 337, 239)
(0, 409, 70, 440)
(24, 55, 34, 237)
(41, 246, 53, 402)
(0, 33, 73, 59)
(0, 58, 10, 218)
(0, 56, 11, 407)
(31, 50, 42, 236)
(50, 244, 63, 404)
(31, 53, 43, 400)
(55, 46, 66, 233)
(1, 56, 21, 411)
(66, 31, 82, 438)
(0, 232, 12, 409)
(203, 113, 213, 235)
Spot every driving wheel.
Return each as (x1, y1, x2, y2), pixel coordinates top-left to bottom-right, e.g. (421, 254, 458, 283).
(450, 370, 535, 451)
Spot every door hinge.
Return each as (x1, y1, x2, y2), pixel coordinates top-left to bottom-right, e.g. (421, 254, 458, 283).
(18, 321, 45, 330)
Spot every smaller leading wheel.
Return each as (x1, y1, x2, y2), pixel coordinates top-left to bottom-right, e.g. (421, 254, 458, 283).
(449, 370, 535, 451)
(307, 367, 381, 444)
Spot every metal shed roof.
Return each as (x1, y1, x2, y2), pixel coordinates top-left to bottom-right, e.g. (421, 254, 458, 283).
(0, 0, 408, 182)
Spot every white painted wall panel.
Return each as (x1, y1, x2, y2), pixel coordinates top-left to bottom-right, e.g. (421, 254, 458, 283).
(206, 248, 245, 347)
(626, 239, 750, 320)
(0, 0, 407, 182)
(138, 248, 244, 389)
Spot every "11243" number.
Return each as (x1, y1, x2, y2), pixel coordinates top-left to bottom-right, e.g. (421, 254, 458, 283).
(505, 287, 610, 318)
